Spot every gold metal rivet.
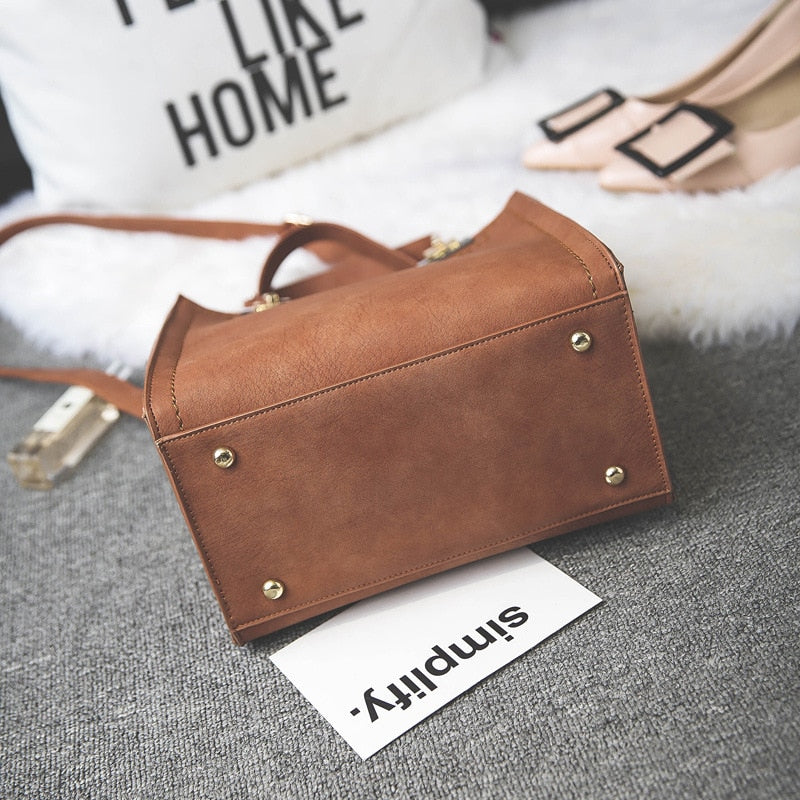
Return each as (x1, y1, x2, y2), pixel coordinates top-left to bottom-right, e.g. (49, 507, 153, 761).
(605, 466, 626, 486)
(571, 331, 593, 352)
(213, 447, 236, 469)
(262, 579, 285, 600)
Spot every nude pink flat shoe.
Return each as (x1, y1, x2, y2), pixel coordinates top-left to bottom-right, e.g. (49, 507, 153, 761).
(598, 55, 800, 192)
(523, 0, 800, 171)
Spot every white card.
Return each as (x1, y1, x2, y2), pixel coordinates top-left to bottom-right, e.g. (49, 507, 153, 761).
(270, 548, 601, 759)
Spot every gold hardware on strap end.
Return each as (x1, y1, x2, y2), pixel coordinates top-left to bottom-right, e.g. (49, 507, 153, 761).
(6, 363, 130, 489)
(7, 390, 117, 489)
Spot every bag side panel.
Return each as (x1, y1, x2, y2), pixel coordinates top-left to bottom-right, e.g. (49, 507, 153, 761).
(145, 193, 627, 435)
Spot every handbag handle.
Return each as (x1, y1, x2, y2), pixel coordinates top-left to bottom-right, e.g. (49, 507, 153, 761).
(258, 221, 417, 296)
(0, 212, 425, 297)
(0, 211, 430, 416)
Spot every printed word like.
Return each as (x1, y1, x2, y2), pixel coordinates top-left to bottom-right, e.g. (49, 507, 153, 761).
(164, 0, 364, 165)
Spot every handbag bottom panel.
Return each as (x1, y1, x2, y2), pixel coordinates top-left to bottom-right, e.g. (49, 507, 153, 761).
(158, 296, 670, 640)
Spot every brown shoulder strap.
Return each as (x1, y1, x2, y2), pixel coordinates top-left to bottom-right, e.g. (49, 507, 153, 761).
(0, 365, 144, 418)
(0, 212, 289, 247)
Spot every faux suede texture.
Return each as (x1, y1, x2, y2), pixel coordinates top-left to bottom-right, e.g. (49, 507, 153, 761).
(145, 193, 673, 642)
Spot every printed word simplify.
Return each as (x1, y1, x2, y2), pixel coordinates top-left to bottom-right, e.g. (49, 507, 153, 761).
(351, 606, 530, 723)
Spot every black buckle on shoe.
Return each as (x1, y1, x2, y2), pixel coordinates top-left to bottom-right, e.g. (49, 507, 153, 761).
(538, 88, 626, 142)
(614, 103, 734, 178)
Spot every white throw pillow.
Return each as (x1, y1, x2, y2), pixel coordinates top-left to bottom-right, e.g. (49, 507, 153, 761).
(0, 0, 487, 210)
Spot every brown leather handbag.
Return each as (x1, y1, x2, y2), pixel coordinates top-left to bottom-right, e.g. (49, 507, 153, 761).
(1, 192, 672, 643)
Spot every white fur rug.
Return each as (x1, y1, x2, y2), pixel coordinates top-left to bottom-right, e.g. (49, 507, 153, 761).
(1, 0, 798, 369)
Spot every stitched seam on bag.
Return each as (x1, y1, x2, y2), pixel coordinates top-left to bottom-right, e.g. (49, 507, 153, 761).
(561, 242, 597, 299)
(145, 299, 195, 438)
(505, 206, 598, 297)
(621, 297, 671, 494)
(586, 235, 622, 291)
(161, 296, 626, 441)
(168, 303, 196, 433)
(145, 301, 186, 440)
(170, 367, 185, 432)
(145, 384, 161, 440)
(234, 488, 671, 630)
(506, 206, 622, 296)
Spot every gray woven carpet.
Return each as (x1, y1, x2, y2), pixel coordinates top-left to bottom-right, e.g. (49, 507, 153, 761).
(1, 315, 798, 800)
